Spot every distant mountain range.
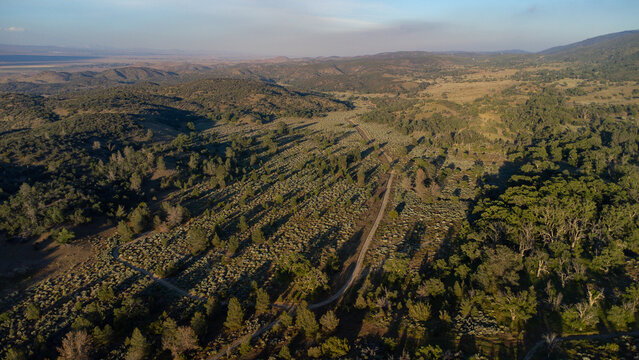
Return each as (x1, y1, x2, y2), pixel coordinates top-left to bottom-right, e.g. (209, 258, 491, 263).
(1, 29, 638, 94)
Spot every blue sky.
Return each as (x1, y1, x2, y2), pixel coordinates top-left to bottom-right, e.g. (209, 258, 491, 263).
(1, 0, 638, 57)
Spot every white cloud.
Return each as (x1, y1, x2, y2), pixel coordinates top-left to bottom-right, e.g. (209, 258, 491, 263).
(3, 26, 25, 32)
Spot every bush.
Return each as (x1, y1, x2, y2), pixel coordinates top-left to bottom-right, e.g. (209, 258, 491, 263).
(251, 228, 266, 244)
(407, 301, 431, 322)
(54, 228, 75, 245)
(415, 345, 443, 360)
(25, 303, 40, 321)
(321, 337, 350, 358)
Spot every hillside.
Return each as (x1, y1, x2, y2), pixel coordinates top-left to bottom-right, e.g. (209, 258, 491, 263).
(0, 77, 347, 240)
(0, 66, 182, 94)
(540, 30, 639, 60)
(538, 30, 639, 81)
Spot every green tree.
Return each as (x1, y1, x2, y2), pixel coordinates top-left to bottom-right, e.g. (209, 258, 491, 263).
(224, 297, 244, 331)
(407, 301, 431, 322)
(277, 121, 290, 135)
(251, 228, 266, 244)
(129, 203, 149, 234)
(188, 226, 209, 255)
(320, 337, 350, 358)
(162, 326, 198, 358)
(130, 173, 142, 192)
(190, 311, 207, 338)
(607, 303, 635, 331)
(238, 215, 248, 232)
(126, 328, 148, 360)
(188, 153, 200, 170)
(4, 347, 26, 360)
(491, 288, 537, 331)
(320, 310, 339, 334)
(357, 167, 366, 187)
(295, 302, 318, 339)
(415, 345, 443, 360)
(92, 325, 114, 348)
(156, 156, 166, 171)
(255, 288, 270, 315)
(97, 285, 115, 303)
(117, 221, 134, 241)
(278, 345, 292, 359)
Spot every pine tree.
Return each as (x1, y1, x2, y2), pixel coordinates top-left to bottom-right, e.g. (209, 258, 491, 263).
(126, 328, 148, 360)
(320, 310, 339, 334)
(295, 302, 318, 339)
(255, 288, 270, 315)
(224, 297, 244, 331)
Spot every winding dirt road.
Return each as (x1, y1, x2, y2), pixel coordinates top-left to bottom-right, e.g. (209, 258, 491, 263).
(207, 120, 396, 358)
(310, 170, 394, 309)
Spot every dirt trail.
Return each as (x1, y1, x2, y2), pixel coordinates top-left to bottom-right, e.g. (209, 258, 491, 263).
(209, 119, 396, 359)
(111, 238, 206, 301)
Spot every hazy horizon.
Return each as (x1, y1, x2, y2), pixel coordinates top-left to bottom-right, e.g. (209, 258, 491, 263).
(2, 0, 639, 57)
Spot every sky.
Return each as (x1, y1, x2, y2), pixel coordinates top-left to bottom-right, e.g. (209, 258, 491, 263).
(1, 0, 638, 57)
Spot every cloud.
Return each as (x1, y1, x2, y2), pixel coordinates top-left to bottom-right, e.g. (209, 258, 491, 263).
(3, 26, 25, 32)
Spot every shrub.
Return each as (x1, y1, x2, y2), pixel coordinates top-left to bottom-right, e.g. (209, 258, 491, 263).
(407, 301, 431, 322)
(54, 228, 75, 245)
(321, 337, 350, 358)
(25, 303, 40, 321)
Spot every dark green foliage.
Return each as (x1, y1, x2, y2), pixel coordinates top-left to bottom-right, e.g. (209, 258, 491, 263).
(126, 328, 148, 360)
(320, 337, 350, 358)
(25, 303, 41, 321)
(251, 227, 266, 244)
(224, 297, 243, 331)
(92, 325, 114, 348)
(254, 288, 270, 315)
(319, 310, 339, 334)
(361, 97, 484, 146)
(53, 228, 75, 244)
(117, 221, 134, 242)
(188, 226, 209, 255)
(190, 311, 207, 338)
(295, 302, 318, 339)
(128, 203, 149, 234)
(0, 77, 345, 240)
